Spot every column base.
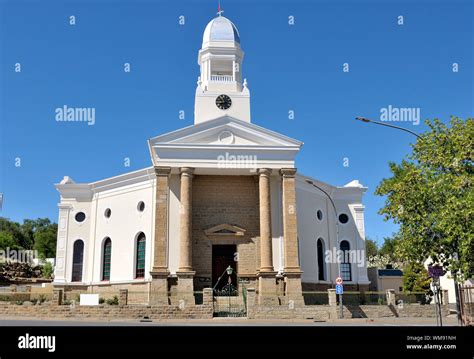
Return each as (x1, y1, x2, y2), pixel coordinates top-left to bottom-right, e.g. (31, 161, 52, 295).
(257, 271, 279, 305)
(149, 271, 170, 305)
(176, 271, 196, 305)
(283, 270, 305, 307)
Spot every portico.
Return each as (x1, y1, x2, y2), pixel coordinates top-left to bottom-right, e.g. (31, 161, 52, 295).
(148, 159, 304, 305)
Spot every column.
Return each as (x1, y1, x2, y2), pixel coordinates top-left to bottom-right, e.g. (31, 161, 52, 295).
(280, 168, 304, 305)
(232, 60, 236, 81)
(149, 166, 171, 305)
(54, 204, 72, 283)
(176, 167, 195, 304)
(257, 168, 277, 304)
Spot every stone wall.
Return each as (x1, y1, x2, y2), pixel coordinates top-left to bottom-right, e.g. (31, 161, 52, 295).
(192, 175, 260, 291)
(250, 305, 332, 321)
(397, 304, 448, 318)
(0, 288, 214, 320)
(0, 302, 213, 320)
(54, 282, 150, 304)
(0, 287, 449, 321)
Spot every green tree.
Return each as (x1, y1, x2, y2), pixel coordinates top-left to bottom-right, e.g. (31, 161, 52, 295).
(0, 217, 57, 257)
(378, 234, 402, 261)
(33, 224, 58, 258)
(21, 218, 54, 250)
(376, 117, 474, 281)
(402, 262, 431, 292)
(0, 218, 26, 248)
(365, 237, 378, 258)
(0, 231, 18, 251)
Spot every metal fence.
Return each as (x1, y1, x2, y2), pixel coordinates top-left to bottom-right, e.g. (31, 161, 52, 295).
(460, 285, 473, 326)
(213, 286, 247, 317)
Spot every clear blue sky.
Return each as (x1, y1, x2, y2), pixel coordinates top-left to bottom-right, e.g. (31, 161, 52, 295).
(1, 0, 472, 247)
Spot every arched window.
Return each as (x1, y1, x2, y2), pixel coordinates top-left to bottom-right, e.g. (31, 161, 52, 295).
(135, 233, 146, 278)
(102, 238, 112, 281)
(71, 240, 84, 282)
(340, 240, 352, 281)
(317, 238, 326, 281)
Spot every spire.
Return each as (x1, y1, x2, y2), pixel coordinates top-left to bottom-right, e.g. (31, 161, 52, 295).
(217, 1, 224, 16)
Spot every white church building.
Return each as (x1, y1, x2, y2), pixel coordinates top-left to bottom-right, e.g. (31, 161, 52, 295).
(53, 13, 370, 305)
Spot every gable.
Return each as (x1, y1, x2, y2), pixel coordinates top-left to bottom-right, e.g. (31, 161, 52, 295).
(149, 116, 302, 147)
(147, 116, 303, 170)
(204, 224, 246, 237)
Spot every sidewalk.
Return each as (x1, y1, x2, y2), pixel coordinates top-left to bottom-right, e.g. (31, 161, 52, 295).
(0, 315, 460, 326)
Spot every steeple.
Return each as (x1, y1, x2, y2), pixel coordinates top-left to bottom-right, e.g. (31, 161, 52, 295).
(194, 13, 251, 124)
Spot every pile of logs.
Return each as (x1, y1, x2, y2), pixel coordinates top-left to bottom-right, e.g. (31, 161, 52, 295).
(0, 262, 42, 281)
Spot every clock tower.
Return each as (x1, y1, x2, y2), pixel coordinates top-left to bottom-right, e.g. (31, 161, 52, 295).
(194, 12, 251, 124)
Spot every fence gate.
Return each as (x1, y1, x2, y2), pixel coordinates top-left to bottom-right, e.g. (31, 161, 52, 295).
(459, 285, 473, 326)
(212, 265, 247, 317)
(213, 283, 247, 317)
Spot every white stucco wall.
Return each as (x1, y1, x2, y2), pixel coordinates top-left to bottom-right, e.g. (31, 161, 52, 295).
(296, 175, 370, 286)
(54, 170, 156, 285)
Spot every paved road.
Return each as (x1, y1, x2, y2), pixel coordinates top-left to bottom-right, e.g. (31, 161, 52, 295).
(0, 316, 460, 326)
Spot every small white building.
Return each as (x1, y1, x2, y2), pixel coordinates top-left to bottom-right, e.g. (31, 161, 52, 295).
(53, 13, 370, 304)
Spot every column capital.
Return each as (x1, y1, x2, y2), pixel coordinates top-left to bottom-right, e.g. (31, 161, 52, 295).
(280, 168, 297, 178)
(179, 167, 195, 177)
(154, 166, 172, 177)
(258, 168, 272, 176)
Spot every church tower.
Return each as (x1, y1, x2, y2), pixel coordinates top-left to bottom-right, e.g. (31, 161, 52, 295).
(194, 11, 251, 124)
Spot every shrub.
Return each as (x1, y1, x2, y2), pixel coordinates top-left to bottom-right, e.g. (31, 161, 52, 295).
(106, 296, 119, 305)
(41, 262, 54, 279)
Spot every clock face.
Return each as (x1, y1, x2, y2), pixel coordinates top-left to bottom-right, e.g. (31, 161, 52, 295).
(215, 94, 232, 110)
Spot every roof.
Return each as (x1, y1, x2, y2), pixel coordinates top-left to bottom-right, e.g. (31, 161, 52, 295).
(203, 16, 240, 45)
(378, 269, 403, 277)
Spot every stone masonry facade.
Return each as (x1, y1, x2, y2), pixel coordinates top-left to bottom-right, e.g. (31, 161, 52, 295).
(192, 175, 260, 291)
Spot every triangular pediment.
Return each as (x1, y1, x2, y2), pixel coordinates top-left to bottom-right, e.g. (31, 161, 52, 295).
(149, 116, 302, 147)
(148, 116, 302, 169)
(205, 223, 246, 237)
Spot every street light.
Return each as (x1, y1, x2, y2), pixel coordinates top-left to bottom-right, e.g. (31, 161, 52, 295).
(305, 179, 343, 318)
(355, 116, 422, 139)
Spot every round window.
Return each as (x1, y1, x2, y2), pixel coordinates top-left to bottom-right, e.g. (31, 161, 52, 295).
(104, 208, 112, 219)
(317, 210, 323, 221)
(75, 212, 86, 223)
(338, 213, 349, 224)
(137, 201, 145, 212)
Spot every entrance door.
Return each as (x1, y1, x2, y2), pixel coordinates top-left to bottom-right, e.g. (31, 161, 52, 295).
(212, 245, 237, 290)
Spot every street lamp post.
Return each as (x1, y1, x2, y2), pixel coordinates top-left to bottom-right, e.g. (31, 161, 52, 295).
(355, 117, 422, 139)
(305, 179, 343, 318)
